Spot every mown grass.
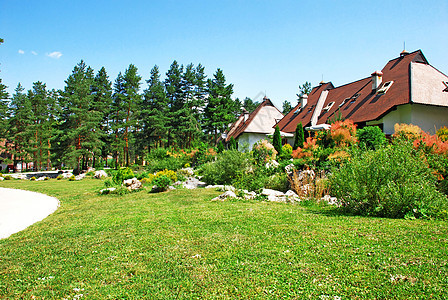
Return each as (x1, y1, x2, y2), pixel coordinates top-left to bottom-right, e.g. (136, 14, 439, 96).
(0, 179, 447, 299)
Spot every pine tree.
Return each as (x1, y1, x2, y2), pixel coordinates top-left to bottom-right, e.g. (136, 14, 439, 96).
(59, 60, 100, 170)
(7, 83, 31, 171)
(92, 67, 112, 168)
(282, 100, 293, 114)
(217, 140, 224, 153)
(122, 64, 142, 166)
(293, 122, 304, 150)
(111, 72, 127, 167)
(141, 65, 169, 152)
(273, 125, 282, 155)
(164, 60, 183, 147)
(204, 68, 237, 144)
(229, 137, 237, 150)
(0, 79, 9, 137)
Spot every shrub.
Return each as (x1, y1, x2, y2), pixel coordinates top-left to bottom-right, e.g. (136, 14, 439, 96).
(280, 144, 293, 160)
(85, 171, 95, 177)
(151, 175, 172, 192)
(112, 168, 135, 185)
(273, 125, 282, 155)
(69, 175, 76, 181)
(140, 176, 155, 185)
(155, 169, 177, 183)
(104, 178, 114, 188)
(393, 123, 421, 141)
(329, 119, 357, 147)
(265, 172, 289, 192)
(199, 150, 251, 185)
(289, 169, 329, 199)
(357, 126, 387, 150)
(57, 175, 63, 180)
(233, 170, 268, 192)
(229, 137, 238, 150)
(253, 140, 277, 164)
(30, 176, 36, 181)
(293, 122, 304, 150)
(217, 141, 224, 153)
(44, 177, 50, 181)
(3, 175, 12, 180)
(437, 126, 448, 142)
(329, 142, 448, 219)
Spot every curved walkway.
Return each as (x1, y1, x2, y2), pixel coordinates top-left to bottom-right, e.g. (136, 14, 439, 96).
(0, 188, 60, 239)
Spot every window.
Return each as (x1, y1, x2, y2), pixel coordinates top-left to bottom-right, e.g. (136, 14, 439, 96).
(339, 98, 349, 107)
(377, 81, 394, 94)
(322, 101, 335, 112)
(443, 81, 448, 92)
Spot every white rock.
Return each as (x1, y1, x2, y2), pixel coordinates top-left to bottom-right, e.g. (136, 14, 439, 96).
(205, 185, 236, 192)
(183, 177, 207, 189)
(35, 176, 46, 181)
(285, 163, 295, 175)
(265, 160, 280, 169)
(321, 195, 338, 205)
(123, 177, 142, 191)
(100, 187, 116, 194)
(75, 174, 85, 181)
(211, 190, 237, 201)
(261, 188, 287, 202)
(61, 172, 73, 179)
(181, 167, 194, 176)
(0, 177, 4, 181)
(285, 190, 301, 202)
(94, 170, 108, 179)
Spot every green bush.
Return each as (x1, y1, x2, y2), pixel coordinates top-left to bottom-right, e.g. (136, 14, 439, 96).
(357, 126, 387, 150)
(30, 176, 36, 181)
(280, 144, 293, 160)
(329, 142, 448, 219)
(69, 175, 76, 181)
(146, 156, 188, 173)
(57, 175, 63, 180)
(151, 175, 172, 192)
(233, 170, 268, 192)
(112, 168, 135, 185)
(199, 150, 251, 185)
(265, 172, 289, 192)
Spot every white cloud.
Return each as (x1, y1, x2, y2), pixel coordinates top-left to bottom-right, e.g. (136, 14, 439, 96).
(31, 51, 38, 55)
(18, 49, 25, 54)
(47, 51, 63, 59)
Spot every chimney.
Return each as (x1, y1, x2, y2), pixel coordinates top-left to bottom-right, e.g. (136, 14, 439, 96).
(301, 94, 308, 109)
(371, 70, 383, 93)
(242, 107, 249, 122)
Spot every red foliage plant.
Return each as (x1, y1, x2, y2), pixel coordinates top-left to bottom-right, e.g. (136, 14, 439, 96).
(329, 120, 357, 147)
(292, 137, 317, 159)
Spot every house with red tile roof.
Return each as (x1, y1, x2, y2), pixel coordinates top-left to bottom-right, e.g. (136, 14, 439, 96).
(277, 50, 448, 142)
(223, 97, 285, 150)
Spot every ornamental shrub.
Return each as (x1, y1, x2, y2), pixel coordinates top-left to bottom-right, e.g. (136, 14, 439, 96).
(280, 144, 293, 160)
(329, 141, 448, 219)
(273, 125, 282, 155)
(112, 167, 135, 185)
(151, 175, 172, 192)
(293, 122, 304, 150)
(437, 126, 448, 142)
(199, 150, 251, 185)
(357, 126, 387, 150)
(253, 140, 277, 164)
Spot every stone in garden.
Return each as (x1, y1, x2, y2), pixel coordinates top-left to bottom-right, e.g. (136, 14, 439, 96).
(211, 190, 237, 201)
(205, 185, 236, 192)
(35, 176, 46, 181)
(285, 190, 301, 202)
(123, 177, 142, 191)
(94, 170, 108, 179)
(183, 177, 207, 189)
(261, 188, 287, 202)
(284, 163, 295, 175)
(321, 195, 338, 205)
(61, 172, 73, 179)
(265, 160, 280, 169)
(75, 174, 85, 180)
(100, 187, 116, 194)
(181, 167, 194, 176)
(0, 177, 4, 181)
(242, 190, 257, 200)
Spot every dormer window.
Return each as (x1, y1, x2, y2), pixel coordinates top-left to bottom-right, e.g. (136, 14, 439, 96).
(293, 108, 301, 114)
(378, 81, 394, 94)
(443, 81, 448, 92)
(339, 98, 349, 107)
(322, 101, 335, 112)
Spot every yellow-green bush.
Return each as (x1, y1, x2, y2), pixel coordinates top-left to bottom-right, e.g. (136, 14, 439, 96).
(155, 169, 177, 182)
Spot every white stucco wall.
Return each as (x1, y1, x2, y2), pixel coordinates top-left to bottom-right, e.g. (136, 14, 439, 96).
(411, 62, 448, 107)
(237, 133, 270, 151)
(244, 106, 283, 134)
(367, 104, 448, 135)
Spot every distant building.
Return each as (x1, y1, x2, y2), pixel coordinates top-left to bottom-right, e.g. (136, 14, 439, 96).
(277, 50, 448, 144)
(223, 97, 285, 150)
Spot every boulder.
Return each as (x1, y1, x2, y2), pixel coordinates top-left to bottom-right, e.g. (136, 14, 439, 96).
(211, 190, 237, 201)
(183, 177, 207, 189)
(94, 170, 108, 179)
(241, 190, 257, 200)
(123, 177, 142, 191)
(100, 187, 116, 194)
(61, 172, 73, 179)
(261, 188, 287, 202)
(321, 195, 338, 205)
(284, 163, 295, 175)
(265, 160, 280, 169)
(0, 177, 4, 181)
(285, 190, 301, 202)
(75, 174, 85, 181)
(35, 176, 47, 181)
(205, 185, 236, 192)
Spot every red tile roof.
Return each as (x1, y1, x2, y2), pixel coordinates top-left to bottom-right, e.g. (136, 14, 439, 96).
(278, 50, 431, 133)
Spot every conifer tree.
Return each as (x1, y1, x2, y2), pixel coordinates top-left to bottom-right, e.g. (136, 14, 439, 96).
(204, 68, 237, 144)
(273, 125, 282, 156)
(293, 122, 304, 149)
(141, 65, 169, 152)
(111, 72, 127, 167)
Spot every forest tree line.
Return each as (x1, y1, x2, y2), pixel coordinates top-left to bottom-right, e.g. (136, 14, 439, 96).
(0, 59, 263, 171)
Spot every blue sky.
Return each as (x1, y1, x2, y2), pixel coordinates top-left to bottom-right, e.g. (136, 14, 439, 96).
(1, 0, 447, 108)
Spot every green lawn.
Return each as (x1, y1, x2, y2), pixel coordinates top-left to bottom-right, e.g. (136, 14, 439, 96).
(0, 179, 447, 299)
